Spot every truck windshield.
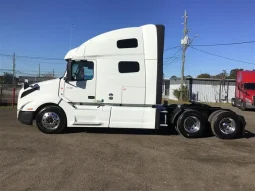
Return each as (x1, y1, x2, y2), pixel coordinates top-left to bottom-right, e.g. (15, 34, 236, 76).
(244, 83, 255, 90)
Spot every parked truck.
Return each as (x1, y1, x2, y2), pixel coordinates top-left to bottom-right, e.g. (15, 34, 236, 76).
(231, 70, 255, 111)
(17, 24, 246, 139)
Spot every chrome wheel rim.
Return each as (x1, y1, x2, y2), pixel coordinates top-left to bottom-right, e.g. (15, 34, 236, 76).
(41, 112, 60, 130)
(184, 116, 200, 133)
(219, 118, 236, 134)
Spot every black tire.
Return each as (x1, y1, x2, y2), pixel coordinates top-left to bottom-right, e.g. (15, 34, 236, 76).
(240, 101, 246, 111)
(36, 106, 67, 134)
(208, 110, 224, 124)
(174, 125, 180, 134)
(176, 110, 206, 138)
(211, 111, 242, 139)
(231, 98, 236, 107)
(208, 110, 226, 124)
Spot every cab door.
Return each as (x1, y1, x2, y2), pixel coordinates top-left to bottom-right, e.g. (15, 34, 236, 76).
(63, 60, 111, 127)
(63, 60, 96, 103)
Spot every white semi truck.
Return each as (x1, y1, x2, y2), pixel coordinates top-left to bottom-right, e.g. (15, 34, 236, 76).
(17, 24, 246, 139)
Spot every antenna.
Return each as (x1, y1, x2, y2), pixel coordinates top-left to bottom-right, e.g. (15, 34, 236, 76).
(69, 24, 73, 50)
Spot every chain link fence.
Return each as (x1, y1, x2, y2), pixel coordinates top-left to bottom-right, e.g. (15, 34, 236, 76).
(0, 84, 22, 106)
(0, 76, 54, 106)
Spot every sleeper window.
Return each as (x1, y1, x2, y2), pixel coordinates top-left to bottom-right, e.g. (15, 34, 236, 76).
(117, 38, 138, 48)
(118, 61, 140, 73)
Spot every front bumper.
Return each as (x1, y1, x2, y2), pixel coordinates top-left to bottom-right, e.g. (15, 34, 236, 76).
(18, 111, 34, 125)
(244, 99, 255, 109)
(246, 102, 255, 109)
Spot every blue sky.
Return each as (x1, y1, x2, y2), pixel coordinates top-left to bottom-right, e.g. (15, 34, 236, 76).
(0, 0, 255, 78)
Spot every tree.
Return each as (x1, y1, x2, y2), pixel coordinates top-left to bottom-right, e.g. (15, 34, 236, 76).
(213, 70, 228, 79)
(2, 72, 14, 84)
(228, 68, 244, 79)
(197, 73, 211, 78)
(170, 75, 177, 80)
(173, 85, 189, 101)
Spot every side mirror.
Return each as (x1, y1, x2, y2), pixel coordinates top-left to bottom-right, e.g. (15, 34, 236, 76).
(24, 79, 29, 89)
(66, 61, 72, 82)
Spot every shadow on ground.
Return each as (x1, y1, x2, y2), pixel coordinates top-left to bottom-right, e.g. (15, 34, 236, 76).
(243, 130, 255, 139)
(64, 127, 179, 136)
(63, 127, 255, 139)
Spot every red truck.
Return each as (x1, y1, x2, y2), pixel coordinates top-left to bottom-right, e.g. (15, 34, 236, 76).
(231, 70, 255, 110)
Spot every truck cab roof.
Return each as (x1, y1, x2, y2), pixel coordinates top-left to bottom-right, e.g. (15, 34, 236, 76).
(64, 24, 162, 61)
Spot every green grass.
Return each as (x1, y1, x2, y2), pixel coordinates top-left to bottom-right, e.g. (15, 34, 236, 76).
(162, 99, 189, 104)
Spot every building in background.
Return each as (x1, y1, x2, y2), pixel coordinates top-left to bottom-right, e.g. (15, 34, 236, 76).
(163, 78, 236, 103)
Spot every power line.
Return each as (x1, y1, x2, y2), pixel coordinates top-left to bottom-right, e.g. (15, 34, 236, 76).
(165, 56, 181, 66)
(164, 46, 181, 51)
(164, 58, 181, 69)
(0, 68, 61, 72)
(1, 39, 255, 61)
(164, 48, 182, 65)
(16, 70, 64, 76)
(16, 55, 62, 61)
(190, 46, 255, 65)
(162, 40, 255, 51)
(16, 71, 37, 76)
(0, 53, 12, 58)
(164, 56, 179, 60)
(192, 40, 255, 47)
(16, 57, 63, 65)
(0, 52, 63, 61)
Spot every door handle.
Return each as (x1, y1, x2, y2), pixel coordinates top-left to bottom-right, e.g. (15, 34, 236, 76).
(88, 96, 95, 99)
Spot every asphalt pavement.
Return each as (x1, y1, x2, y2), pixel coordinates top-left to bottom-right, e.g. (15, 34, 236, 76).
(0, 107, 255, 191)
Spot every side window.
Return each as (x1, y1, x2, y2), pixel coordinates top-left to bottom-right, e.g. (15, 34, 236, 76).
(117, 38, 138, 48)
(118, 61, 140, 73)
(71, 61, 94, 81)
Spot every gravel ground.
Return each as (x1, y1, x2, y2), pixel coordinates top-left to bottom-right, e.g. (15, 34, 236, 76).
(0, 106, 255, 191)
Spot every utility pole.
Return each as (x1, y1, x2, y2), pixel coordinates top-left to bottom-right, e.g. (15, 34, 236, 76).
(38, 63, 40, 77)
(180, 10, 189, 101)
(12, 53, 16, 87)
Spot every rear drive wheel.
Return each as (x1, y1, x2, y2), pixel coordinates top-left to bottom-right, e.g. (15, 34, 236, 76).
(211, 111, 242, 139)
(208, 110, 226, 124)
(177, 110, 206, 138)
(36, 106, 66, 134)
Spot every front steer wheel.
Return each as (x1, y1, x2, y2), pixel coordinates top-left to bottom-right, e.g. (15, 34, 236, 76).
(240, 101, 246, 111)
(211, 111, 242, 139)
(176, 110, 206, 138)
(36, 106, 67, 134)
